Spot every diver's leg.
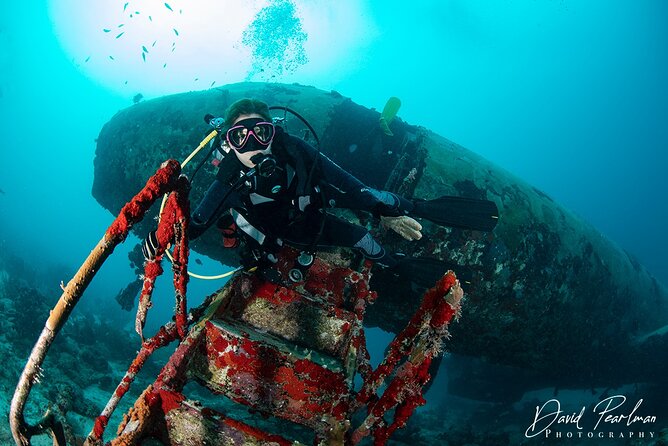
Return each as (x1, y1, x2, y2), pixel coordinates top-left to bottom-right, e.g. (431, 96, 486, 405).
(282, 213, 398, 267)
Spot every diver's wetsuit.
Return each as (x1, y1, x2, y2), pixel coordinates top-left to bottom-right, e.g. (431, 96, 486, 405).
(189, 126, 406, 266)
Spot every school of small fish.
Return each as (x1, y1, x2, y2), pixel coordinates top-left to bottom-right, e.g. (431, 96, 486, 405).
(91, 1, 215, 86)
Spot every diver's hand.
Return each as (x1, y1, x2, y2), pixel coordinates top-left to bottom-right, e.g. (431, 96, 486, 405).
(381, 215, 422, 241)
(294, 195, 311, 212)
(142, 230, 160, 261)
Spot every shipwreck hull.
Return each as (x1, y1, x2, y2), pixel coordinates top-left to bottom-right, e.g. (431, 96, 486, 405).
(93, 82, 668, 389)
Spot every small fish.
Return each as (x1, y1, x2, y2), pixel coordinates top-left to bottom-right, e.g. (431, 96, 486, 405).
(118, 24, 125, 28)
(141, 52, 146, 62)
(163, 63, 167, 68)
(109, 55, 115, 60)
(179, 9, 182, 14)
(173, 28, 179, 36)
(195, 258, 203, 265)
(103, 28, 111, 32)
(134, 11, 140, 15)
(172, 42, 176, 47)
(142, 45, 148, 53)
(171, 47, 175, 52)
(124, 80, 128, 84)
(116, 32, 125, 39)
(210, 81, 216, 87)
(164, 2, 173, 11)
(194, 77, 199, 81)
(149, 15, 152, 21)
(84, 56, 91, 62)
(123, 2, 128, 11)
(152, 40, 157, 47)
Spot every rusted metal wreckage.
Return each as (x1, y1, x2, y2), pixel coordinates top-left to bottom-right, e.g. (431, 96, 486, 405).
(10, 160, 463, 445)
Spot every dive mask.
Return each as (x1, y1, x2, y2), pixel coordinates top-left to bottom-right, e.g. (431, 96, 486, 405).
(226, 118, 275, 153)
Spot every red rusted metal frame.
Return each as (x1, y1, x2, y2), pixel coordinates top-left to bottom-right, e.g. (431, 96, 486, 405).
(86, 177, 196, 444)
(199, 259, 368, 444)
(87, 286, 222, 445)
(111, 318, 220, 445)
(10, 160, 182, 446)
(351, 272, 462, 445)
(109, 317, 208, 444)
(203, 319, 352, 425)
(348, 261, 376, 385)
(135, 175, 191, 340)
(357, 272, 459, 403)
(88, 324, 180, 443)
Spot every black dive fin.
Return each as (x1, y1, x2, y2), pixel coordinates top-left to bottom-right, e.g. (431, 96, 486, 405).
(412, 196, 499, 232)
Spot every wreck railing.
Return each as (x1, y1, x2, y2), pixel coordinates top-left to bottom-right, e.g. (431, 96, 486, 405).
(10, 157, 465, 445)
(350, 271, 463, 444)
(9, 160, 186, 446)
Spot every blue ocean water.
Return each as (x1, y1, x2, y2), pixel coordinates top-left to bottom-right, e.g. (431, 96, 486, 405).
(1, 1, 666, 288)
(1, 0, 667, 444)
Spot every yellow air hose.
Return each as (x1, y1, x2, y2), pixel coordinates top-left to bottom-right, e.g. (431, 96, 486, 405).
(158, 129, 245, 280)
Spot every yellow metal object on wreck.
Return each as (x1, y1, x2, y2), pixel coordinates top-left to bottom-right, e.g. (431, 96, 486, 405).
(379, 96, 401, 136)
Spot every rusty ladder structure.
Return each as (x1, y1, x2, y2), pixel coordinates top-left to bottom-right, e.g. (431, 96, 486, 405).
(10, 160, 463, 446)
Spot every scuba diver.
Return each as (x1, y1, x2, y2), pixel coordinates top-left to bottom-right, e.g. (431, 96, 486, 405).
(143, 98, 499, 280)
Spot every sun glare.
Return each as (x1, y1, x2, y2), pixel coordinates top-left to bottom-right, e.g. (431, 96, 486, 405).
(48, 0, 264, 96)
(47, 0, 375, 97)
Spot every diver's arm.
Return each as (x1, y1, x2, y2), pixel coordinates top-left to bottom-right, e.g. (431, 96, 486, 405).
(289, 136, 409, 216)
(190, 179, 242, 240)
(142, 174, 241, 260)
(290, 136, 367, 195)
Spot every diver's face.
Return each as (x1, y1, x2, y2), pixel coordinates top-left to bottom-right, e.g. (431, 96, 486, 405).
(229, 113, 273, 168)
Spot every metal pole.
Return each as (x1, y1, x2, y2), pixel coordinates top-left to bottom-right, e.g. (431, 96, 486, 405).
(9, 160, 181, 445)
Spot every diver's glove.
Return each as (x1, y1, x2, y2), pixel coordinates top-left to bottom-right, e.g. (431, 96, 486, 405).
(296, 195, 311, 212)
(381, 215, 423, 241)
(142, 230, 160, 261)
(294, 186, 322, 212)
(366, 188, 414, 218)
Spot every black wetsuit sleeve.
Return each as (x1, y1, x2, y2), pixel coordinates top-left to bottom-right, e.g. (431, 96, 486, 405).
(287, 136, 370, 203)
(285, 133, 410, 217)
(189, 151, 248, 240)
(190, 178, 244, 240)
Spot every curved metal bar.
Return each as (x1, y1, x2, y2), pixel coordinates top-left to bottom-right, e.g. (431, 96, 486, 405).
(9, 160, 181, 446)
(10, 235, 118, 445)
